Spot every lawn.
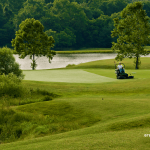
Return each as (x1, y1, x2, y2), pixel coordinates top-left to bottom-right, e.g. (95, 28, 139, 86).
(23, 69, 116, 83)
(0, 58, 150, 150)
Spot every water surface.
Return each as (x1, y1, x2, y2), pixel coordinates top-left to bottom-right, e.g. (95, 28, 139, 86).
(14, 53, 150, 70)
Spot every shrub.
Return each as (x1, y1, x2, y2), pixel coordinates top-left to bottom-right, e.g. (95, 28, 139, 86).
(36, 88, 59, 97)
(42, 95, 53, 101)
(0, 108, 32, 142)
(0, 47, 24, 79)
(0, 73, 28, 98)
(66, 64, 76, 68)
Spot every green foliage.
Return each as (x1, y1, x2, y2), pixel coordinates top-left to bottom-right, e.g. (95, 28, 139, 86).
(30, 59, 37, 70)
(13, 0, 45, 31)
(30, 88, 59, 99)
(0, 47, 24, 78)
(0, 73, 27, 98)
(11, 18, 56, 70)
(66, 64, 76, 68)
(96, 0, 128, 16)
(1, 0, 150, 49)
(0, 108, 32, 142)
(45, 28, 76, 48)
(111, 2, 150, 69)
(42, 95, 53, 101)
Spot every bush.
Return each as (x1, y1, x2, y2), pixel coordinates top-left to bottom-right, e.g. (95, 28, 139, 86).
(0, 47, 24, 79)
(66, 64, 76, 68)
(0, 73, 28, 98)
(42, 95, 53, 101)
(36, 88, 58, 97)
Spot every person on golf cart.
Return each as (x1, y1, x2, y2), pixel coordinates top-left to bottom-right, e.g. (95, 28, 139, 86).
(117, 62, 124, 72)
(119, 67, 125, 74)
(117, 62, 128, 78)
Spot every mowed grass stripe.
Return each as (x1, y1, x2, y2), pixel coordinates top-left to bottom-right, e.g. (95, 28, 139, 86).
(23, 69, 116, 83)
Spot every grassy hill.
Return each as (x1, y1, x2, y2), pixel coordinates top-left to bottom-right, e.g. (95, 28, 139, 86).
(0, 57, 150, 150)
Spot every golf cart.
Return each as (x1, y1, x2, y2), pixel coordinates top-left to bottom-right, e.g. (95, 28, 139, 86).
(115, 63, 134, 79)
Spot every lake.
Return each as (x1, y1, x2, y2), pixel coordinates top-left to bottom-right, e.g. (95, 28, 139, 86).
(13, 53, 150, 70)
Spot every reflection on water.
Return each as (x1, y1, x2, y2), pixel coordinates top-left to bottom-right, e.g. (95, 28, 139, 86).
(13, 53, 150, 70)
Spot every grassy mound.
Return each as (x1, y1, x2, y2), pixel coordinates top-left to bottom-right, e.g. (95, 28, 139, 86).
(0, 100, 100, 143)
(108, 114, 150, 131)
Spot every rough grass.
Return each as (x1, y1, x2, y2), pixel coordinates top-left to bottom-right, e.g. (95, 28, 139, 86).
(0, 57, 150, 149)
(56, 46, 150, 54)
(56, 48, 113, 54)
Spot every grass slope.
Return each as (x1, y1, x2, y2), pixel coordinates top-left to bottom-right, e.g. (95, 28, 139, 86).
(0, 58, 150, 149)
(66, 57, 150, 69)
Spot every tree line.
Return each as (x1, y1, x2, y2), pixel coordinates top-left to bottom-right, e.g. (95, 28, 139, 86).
(1, 0, 150, 49)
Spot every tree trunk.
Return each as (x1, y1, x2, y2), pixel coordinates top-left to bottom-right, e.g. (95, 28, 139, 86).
(32, 54, 34, 70)
(135, 55, 139, 69)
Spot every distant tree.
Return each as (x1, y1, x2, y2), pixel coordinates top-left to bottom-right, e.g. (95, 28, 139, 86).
(87, 0, 104, 19)
(57, 28, 76, 48)
(13, 0, 45, 31)
(100, 0, 128, 16)
(143, 1, 150, 18)
(45, 29, 59, 46)
(45, 0, 54, 3)
(0, 3, 15, 48)
(111, 2, 150, 69)
(0, 47, 24, 79)
(43, 0, 88, 49)
(45, 28, 76, 48)
(11, 18, 55, 70)
(84, 14, 113, 48)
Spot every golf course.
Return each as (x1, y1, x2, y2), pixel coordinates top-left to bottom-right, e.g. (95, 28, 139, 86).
(0, 57, 150, 150)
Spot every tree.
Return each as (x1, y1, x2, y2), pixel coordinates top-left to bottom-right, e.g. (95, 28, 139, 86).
(99, 0, 128, 16)
(11, 18, 55, 70)
(84, 14, 113, 48)
(143, 1, 150, 18)
(47, 0, 88, 48)
(45, 28, 76, 48)
(0, 47, 24, 79)
(111, 2, 150, 69)
(13, 0, 45, 31)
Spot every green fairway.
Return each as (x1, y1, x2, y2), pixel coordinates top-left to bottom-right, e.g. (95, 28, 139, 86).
(0, 58, 150, 150)
(23, 69, 116, 83)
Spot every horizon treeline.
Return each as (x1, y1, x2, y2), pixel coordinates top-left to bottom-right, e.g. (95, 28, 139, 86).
(1, 0, 150, 50)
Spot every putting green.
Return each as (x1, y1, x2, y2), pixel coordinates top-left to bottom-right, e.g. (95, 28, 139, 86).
(23, 69, 116, 83)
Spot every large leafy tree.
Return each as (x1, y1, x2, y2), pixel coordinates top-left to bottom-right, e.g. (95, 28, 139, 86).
(11, 18, 55, 70)
(111, 2, 150, 69)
